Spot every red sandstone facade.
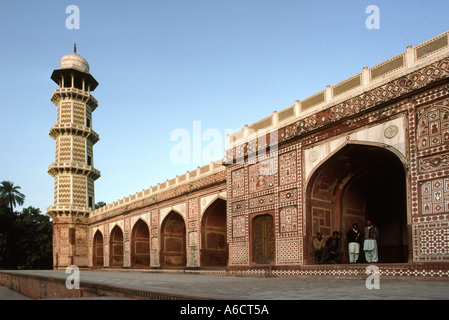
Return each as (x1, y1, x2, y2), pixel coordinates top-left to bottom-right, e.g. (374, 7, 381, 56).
(49, 32, 449, 277)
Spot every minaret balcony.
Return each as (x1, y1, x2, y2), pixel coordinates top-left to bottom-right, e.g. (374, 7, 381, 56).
(51, 87, 98, 111)
(48, 161, 101, 180)
(49, 122, 100, 144)
(46, 205, 91, 218)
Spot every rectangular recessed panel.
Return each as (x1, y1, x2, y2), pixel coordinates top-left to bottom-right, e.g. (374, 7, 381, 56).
(301, 92, 325, 111)
(249, 117, 272, 132)
(370, 55, 404, 80)
(416, 34, 448, 60)
(332, 75, 361, 97)
(278, 106, 295, 122)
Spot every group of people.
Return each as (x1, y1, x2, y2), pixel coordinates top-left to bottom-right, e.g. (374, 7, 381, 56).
(313, 219, 379, 264)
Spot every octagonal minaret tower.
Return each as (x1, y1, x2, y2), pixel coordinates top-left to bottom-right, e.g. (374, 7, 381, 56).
(47, 45, 100, 269)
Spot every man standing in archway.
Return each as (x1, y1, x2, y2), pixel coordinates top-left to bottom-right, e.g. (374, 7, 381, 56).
(347, 223, 361, 263)
(363, 219, 379, 263)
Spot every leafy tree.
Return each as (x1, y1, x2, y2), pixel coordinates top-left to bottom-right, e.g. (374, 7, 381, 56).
(0, 181, 25, 213)
(0, 201, 15, 268)
(95, 201, 107, 209)
(14, 207, 53, 269)
(0, 182, 52, 270)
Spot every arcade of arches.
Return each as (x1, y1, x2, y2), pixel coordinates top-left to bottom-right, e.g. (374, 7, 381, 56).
(91, 198, 228, 269)
(90, 143, 410, 270)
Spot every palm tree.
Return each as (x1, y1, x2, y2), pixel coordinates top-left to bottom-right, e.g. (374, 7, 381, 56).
(0, 181, 25, 213)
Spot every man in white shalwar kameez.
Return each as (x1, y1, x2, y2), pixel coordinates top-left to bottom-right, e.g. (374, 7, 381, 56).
(347, 223, 361, 263)
(363, 219, 379, 263)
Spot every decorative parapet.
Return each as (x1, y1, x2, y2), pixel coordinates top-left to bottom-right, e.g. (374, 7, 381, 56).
(225, 30, 449, 151)
(90, 160, 225, 219)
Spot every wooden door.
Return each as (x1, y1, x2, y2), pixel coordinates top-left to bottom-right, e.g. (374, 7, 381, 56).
(252, 214, 275, 264)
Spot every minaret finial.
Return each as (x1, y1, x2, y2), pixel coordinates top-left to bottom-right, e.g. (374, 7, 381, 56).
(74, 43, 77, 54)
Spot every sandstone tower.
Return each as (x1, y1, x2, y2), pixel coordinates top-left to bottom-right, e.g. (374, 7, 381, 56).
(47, 46, 100, 269)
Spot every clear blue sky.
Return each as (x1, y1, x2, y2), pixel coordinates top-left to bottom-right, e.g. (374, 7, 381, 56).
(0, 0, 448, 214)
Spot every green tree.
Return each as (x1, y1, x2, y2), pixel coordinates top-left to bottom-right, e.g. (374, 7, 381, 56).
(15, 206, 53, 269)
(0, 200, 15, 268)
(95, 201, 107, 209)
(0, 206, 53, 270)
(0, 181, 25, 213)
(0, 182, 52, 270)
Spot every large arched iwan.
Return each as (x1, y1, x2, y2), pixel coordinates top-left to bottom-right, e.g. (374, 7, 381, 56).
(305, 143, 408, 264)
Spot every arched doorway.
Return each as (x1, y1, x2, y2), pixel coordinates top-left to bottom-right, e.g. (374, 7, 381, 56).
(93, 230, 104, 267)
(109, 226, 124, 267)
(131, 219, 150, 268)
(251, 213, 275, 265)
(305, 143, 408, 264)
(200, 198, 227, 267)
(160, 211, 186, 267)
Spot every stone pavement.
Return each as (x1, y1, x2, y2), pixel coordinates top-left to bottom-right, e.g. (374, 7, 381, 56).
(1, 269, 449, 300)
(0, 286, 30, 300)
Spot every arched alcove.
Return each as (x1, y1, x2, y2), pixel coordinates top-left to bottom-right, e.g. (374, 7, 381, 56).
(160, 211, 186, 267)
(109, 226, 124, 267)
(92, 230, 104, 267)
(200, 198, 227, 267)
(131, 219, 150, 268)
(305, 143, 408, 264)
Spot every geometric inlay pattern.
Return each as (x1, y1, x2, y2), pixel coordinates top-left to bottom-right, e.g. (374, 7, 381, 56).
(232, 169, 245, 198)
(249, 194, 275, 209)
(276, 238, 301, 264)
(249, 158, 275, 193)
(420, 178, 449, 214)
(279, 206, 298, 233)
(419, 228, 449, 255)
(232, 215, 246, 238)
(279, 151, 297, 186)
(417, 105, 449, 150)
(279, 188, 297, 204)
(228, 242, 249, 265)
(419, 153, 449, 173)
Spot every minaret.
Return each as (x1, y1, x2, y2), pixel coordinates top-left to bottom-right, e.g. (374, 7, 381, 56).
(47, 45, 100, 269)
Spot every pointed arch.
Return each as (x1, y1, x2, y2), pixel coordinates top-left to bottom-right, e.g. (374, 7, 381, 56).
(200, 193, 227, 217)
(109, 225, 124, 267)
(92, 230, 104, 267)
(305, 142, 409, 264)
(131, 219, 150, 268)
(160, 211, 186, 267)
(200, 198, 227, 266)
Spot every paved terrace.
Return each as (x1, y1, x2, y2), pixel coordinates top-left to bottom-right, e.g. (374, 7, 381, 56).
(1, 268, 449, 300)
